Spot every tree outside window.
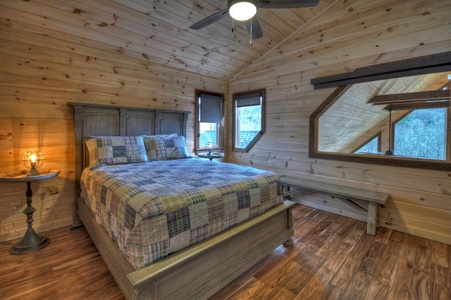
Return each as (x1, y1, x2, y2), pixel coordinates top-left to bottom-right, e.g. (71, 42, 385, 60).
(354, 135, 380, 154)
(394, 108, 446, 160)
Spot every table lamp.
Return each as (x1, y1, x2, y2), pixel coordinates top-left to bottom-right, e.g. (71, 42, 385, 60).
(21, 151, 45, 176)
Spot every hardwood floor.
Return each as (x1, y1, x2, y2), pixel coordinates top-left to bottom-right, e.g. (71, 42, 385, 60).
(1, 204, 450, 300)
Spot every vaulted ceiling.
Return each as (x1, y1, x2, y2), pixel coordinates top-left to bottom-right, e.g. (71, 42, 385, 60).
(0, 0, 334, 80)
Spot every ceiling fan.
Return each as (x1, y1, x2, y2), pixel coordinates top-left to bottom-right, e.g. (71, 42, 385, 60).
(190, 0, 321, 41)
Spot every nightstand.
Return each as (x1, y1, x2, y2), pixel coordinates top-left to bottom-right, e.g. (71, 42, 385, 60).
(0, 170, 60, 255)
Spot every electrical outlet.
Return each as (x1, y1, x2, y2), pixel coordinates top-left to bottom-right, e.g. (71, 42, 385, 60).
(11, 202, 25, 214)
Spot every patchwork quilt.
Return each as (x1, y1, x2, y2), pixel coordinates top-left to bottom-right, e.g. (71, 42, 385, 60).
(80, 158, 283, 269)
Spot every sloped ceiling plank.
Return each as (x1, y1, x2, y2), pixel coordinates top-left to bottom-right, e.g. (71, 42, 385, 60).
(234, 0, 451, 83)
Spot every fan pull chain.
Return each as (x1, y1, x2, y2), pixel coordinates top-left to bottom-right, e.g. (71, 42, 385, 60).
(231, 18, 235, 33)
(385, 109, 394, 156)
(249, 19, 253, 46)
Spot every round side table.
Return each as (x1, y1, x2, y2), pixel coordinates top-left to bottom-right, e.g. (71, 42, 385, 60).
(0, 170, 60, 255)
(198, 152, 224, 161)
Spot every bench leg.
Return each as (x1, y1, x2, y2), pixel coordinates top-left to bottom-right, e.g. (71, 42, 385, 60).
(367, 202, 379, 235)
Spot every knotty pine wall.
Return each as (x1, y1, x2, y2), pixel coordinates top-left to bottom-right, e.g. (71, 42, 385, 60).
(229, 0, 451, 244)
(1, 0, 450, 247)
(0, 26, 226, 242)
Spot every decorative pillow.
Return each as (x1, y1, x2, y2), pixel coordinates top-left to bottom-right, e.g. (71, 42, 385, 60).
(85, 136, 148, 167)
(143, 133, 177, 156)
(144, 135, 190, 160)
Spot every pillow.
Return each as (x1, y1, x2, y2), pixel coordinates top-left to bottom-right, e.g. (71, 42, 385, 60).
(85, 136, 148, 167)
(144, 135, 190, 160)
(143, 133, 177, 155)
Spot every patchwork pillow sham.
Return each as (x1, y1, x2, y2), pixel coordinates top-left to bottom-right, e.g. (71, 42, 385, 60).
(145, 135, 190, 160)
(85, 136, 148, 167)
(143, 133, 176, 157)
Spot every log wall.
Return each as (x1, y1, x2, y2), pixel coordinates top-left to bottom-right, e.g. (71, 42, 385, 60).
(0, 16, 226, 242)
(228, 0, 451, 244)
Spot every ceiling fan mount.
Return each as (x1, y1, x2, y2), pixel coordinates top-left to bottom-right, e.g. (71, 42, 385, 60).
(190, 0, 320, 40)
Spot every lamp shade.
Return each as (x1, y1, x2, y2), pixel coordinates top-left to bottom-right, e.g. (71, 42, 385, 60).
(229, 1, 257, 21)
(21, 151, 45, 176)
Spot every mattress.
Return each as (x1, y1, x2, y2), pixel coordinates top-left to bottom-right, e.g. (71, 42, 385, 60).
(80, 158, 283, 269)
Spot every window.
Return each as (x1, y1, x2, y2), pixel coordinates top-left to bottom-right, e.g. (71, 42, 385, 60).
(233, 89, 265, 152)
(195, 90, 224, 150)
(394, 108, 447, 160)
(353, 134, 381, 154)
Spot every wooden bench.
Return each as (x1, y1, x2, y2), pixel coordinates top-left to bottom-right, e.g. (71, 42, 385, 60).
(279, 175, 390, 235)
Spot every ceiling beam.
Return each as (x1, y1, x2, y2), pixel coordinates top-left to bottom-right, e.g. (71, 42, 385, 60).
(384, 100, 450, 111)
(311, 52, 451, 89)
(369, 89, 451, 105)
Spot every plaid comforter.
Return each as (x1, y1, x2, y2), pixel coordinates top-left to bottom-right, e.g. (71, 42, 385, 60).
(80, 158, 283, 269)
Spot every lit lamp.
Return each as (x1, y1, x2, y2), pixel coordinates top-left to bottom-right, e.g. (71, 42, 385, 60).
(229, 0, 257, 21)
(21, 151, 45, 176)
(208, 143, 213, 156)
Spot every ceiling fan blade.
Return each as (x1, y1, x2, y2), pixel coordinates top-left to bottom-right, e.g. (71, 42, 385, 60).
(258, 0, 320, 9)
(190, 8, 229, 30)
(245, 18, 263, 40)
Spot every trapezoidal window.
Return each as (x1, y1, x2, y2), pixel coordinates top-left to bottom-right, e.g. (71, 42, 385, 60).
(233, 89, 266, 152)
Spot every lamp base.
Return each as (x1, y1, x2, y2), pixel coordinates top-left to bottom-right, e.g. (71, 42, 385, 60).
(10, 228, 50, 255)
(27, 167, 40, 176)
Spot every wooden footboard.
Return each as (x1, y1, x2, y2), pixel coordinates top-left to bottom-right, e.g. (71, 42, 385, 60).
(78, 197, 295, 300)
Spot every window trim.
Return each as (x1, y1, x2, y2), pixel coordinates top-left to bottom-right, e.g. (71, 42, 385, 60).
(232, 89, 266, 153)
(195, 90, 224, 152)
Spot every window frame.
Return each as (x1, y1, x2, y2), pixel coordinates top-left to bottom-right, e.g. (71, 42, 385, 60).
(232, 89, 266, 153)
(195, 90, 224, 152)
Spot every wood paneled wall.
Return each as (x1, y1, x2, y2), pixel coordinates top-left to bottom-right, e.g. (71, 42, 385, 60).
(1, 0, 450, 247)
(0, 18, 226, 242)
(228, 0, 451, 244)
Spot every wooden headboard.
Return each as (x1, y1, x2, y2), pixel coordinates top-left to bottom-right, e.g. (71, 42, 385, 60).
(68, 102, 190, 228)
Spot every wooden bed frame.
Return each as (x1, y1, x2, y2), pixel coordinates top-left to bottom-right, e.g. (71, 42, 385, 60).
(69, 102, 295, 300)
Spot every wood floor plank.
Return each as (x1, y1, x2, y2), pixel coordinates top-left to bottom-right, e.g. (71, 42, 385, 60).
(365, 280, 390, 300)
(329, 233, 374, 290)
(431, 264, 451, 290)
(374, 227, 392, 245)
(340, 240, 386, 299)
(385, 259, 414, 300)
(414, 237, 434, 273)
(319, 283, 343, 300)
(399, 234, 419, 262)
(294, 275, 328, 300)
(430, 240, 449, 268)
(410, 269, 432, 299)
(373, 237, 403, 287)
(1, 204, 450, 300)
(449, 245, 451, 283)
(430, 282, 451, 300)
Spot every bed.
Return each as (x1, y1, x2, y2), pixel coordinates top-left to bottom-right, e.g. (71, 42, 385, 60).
(69, 102, 295, 300)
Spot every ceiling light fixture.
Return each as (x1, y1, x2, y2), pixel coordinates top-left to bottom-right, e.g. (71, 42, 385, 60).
(229, 0, 257, 21)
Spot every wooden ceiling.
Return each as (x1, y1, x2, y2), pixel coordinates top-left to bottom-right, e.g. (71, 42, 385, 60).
(0, 0, 334, 80)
